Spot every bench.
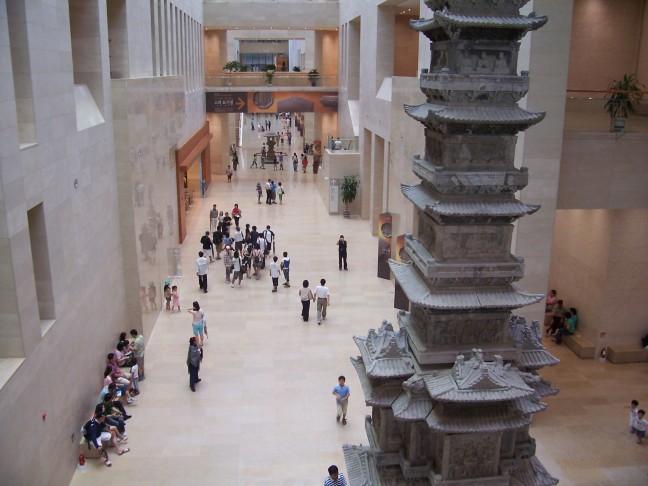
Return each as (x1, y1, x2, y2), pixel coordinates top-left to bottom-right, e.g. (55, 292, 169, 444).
(563, 333, 595, 359)
(607, 345, 648, 364)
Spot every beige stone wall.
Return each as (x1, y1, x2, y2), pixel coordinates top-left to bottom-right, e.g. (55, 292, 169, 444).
(558, 131, 648, 209)
(549, 209, 648, 346)
(0, 1, 129, 484)
(512, 0, 574, 323)
(0, 0, 205, 484)
(204, 1, 338, 29)
(394, 15, 418, 77)
(567, 0, 645, 91)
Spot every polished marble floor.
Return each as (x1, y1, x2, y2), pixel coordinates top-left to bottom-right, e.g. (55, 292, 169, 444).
(71, 117, 648, 486)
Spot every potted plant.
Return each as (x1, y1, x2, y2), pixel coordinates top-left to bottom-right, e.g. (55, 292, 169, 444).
(292, 66, 301, 72)
(340, 175, 359, 218)
(222, 61, 242, 73)
(222, 61, 242, 86)
(265, 64, 276, 86)
(604, 74, 644, 132)
(308, 69, 320, 87)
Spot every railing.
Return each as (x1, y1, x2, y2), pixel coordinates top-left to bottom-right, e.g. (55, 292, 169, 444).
(205, 72, 338, 89)
(326, 136, 359, 152)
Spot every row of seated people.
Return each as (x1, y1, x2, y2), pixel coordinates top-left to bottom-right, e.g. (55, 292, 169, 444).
(545, 290, 579, 345)
(82, 330, 142, 467)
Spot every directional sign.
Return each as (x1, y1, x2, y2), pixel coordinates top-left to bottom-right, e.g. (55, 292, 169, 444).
(206, 92, 248, 113)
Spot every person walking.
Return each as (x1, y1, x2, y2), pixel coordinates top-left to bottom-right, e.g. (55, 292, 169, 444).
(299, 280, 315, 322)
(231, 250, 244, 288)
(281, 251, 291, 287)
(233, 226, 244, 253)
(337, 235, 348, 270)
(292, 152, 298, 172)
(209, 204, 219, 232)
(223, 246, 234, 284)
(201, 231, 214, 262)
(250, 153, 258, 168)
(301, 153, 308, 172)
(263, 225, 275, 256)
(315, 279, 330, 325)
(269, 256, 281, 293)
(277, 182, 285, 204)
(226, 165, 233, 183)
(232, 203, 242, 227)
(332, 376, 350, 425)
(195, 251, 209, 293)
(186, 336, 202, 392)
(256, 182, 263, 204)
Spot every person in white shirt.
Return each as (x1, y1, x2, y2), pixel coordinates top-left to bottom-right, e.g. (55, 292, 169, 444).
(269, 256, 281, 293)
(315, 279, 330, 325)
(233, 226, 244, 252)
(195, 251, 209, 293)
(263, 225, 275, 256)
(231, 251, 244, 288)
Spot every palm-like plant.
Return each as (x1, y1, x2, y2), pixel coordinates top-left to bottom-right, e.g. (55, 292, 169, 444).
(340, 175, 359, 218)
(604, 74, 644, 119)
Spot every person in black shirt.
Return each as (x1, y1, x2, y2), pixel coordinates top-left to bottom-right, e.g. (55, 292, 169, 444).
(83, 412, 129, 467)
(200, 231, 214, 262)
(337, 235, 348, 270)
(221, 212, 233, 237)
(212, 227, 224, 260)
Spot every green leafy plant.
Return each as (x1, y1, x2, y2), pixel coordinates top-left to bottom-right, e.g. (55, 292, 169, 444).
(340, 175, 359, 217)
(308, 69, 320, 86)
(223, 61, 243, 73)
(604, 74, 644, 119)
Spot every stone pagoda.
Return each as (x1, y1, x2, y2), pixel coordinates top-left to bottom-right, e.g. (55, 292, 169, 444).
(343, 1, 559, 484)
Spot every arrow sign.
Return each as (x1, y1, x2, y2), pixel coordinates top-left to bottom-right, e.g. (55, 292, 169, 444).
(206, 92, 248, 113)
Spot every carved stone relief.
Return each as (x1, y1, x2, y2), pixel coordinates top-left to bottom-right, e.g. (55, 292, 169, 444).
(443, 433, 501, 480)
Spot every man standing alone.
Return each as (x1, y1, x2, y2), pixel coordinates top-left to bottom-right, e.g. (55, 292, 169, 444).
(315, 279, 330, 325)
(196, 251, 209, 293)
(209, 204, 218, 232)
(337, 235, 348, 270)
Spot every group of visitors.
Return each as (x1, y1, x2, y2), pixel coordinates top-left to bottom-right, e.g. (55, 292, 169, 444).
(84, 329, 146, 466)
(544, 289, 579, 344)
(261, 179, 285, 204)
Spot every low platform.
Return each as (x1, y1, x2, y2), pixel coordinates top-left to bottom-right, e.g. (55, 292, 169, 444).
(562, 334, 595, 359)
(607, 345, 648, 364)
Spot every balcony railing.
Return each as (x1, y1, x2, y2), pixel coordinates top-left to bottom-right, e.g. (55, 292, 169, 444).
(205, 72, 338, 89)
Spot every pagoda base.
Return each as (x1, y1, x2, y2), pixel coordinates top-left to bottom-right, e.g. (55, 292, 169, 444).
(364, 415, 400, 467)
(429, 472, 509, 486)
(399, 312, 518, 366)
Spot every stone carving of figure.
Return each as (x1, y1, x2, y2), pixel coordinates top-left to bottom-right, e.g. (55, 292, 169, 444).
(493, 52, 508, 73)
(459, 52, 476, 73)
(476, 51, 494, 73)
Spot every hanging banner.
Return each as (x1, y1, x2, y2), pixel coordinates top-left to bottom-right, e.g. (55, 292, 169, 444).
(206, 91, 338, 113)
(378, 213, 392, 280)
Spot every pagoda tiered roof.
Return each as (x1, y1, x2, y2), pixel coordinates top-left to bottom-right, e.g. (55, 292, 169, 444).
(423, 350, 534, 402)
(401, 184, 540, 218)
(352, 320, 414, 378)
(513, 396, 548, 414)
(425, 402, 530, 433)
(509, 314, 560, 368)
(425, 0, 535, 15)
(392, 375, 434, 421)
(411, 11, 547, 41)
(404, 103, 545, 127)
(350, 357, 403, 407)
(389, 260, 543, 310)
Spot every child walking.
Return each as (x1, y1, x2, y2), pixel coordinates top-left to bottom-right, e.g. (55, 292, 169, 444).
(332, 375, 351, 425)
(171, 285, 181, 312)
(630, 399, 639, 433)
(634, 409, 648, 444)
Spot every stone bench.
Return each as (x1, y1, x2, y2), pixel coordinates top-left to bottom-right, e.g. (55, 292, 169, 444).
(563, 333, 595, 359)
(607, 345, 648, 364)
